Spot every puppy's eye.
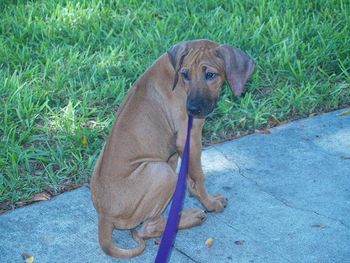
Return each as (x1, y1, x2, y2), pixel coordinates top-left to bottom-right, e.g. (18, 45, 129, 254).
(181, 70, 190, 81)
(205, 72, 217, 80)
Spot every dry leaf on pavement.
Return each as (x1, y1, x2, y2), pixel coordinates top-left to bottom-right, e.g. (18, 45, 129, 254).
(234, 240, 245, 245)
(21, 253, 34, 263)
(311, 224, 327, 229)
(338, 109, 350, 116)
(205, 237, 214, 247)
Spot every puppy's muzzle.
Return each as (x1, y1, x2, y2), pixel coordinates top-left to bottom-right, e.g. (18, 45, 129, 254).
(186, 97, 214, 118)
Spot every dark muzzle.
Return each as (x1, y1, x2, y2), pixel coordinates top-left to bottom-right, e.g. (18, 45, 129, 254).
(186, 96, 214, 118)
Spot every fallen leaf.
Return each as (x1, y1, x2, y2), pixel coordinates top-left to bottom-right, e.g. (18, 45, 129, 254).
(205, 237, 214, 247)
(338, 109, 350, 116)
(239, 117, 247, 123)
(311, 224, 327, 229)
(81, 135, 87, 147)
(60, 183, 80, 192)
(234, 240, 245, 245)
(255, 129, 271, 134)
(32, 192, 51, 202)
(42, 186, 55, 196)
(268, 117, 280, 127)
(21, 253, 34, 263)
(15, 192, 51, 206)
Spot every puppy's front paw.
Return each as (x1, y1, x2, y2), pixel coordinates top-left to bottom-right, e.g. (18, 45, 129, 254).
(205, 193, 228, 212)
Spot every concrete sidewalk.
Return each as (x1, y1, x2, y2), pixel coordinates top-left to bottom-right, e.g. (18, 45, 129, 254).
(1, 108, 350, 263)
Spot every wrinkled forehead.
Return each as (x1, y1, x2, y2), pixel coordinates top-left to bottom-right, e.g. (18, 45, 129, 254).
(182, 47, 224, 71)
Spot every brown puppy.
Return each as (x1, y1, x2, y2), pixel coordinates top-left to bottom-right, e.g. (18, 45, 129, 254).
(90, 39, 255, 258)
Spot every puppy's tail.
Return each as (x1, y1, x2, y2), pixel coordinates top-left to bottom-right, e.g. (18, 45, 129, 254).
(98, 216, 145, 258)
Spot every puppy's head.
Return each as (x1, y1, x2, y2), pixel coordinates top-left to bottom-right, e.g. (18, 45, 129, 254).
(167, 39, 255, 118)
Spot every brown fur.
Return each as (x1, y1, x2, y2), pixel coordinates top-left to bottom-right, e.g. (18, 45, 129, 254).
(91, 39, 255, 258)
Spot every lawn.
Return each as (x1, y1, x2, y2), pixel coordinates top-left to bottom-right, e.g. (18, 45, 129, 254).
(0, 0, 349, 206)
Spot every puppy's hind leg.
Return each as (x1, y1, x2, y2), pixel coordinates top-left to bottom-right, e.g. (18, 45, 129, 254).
(134, 161, 207, 239)
(137, 208, 207, 239)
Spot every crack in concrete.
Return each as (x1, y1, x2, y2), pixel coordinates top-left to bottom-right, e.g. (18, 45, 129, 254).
(173, 246, 198, 262)
(214, 146, 350, 230)
(212, 215, 294, 263)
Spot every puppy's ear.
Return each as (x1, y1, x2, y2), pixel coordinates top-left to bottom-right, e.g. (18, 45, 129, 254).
(167, 41, 189, 90)
(216, 44, 255, 97)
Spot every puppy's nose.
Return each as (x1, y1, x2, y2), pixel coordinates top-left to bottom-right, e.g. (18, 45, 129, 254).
(187, 102, 201, 115)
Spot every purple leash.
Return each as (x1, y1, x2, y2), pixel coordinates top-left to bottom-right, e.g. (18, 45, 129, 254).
(155, 115, 193, 263)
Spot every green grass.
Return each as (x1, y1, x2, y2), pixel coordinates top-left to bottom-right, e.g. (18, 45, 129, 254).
(0, 0, 349, 205)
